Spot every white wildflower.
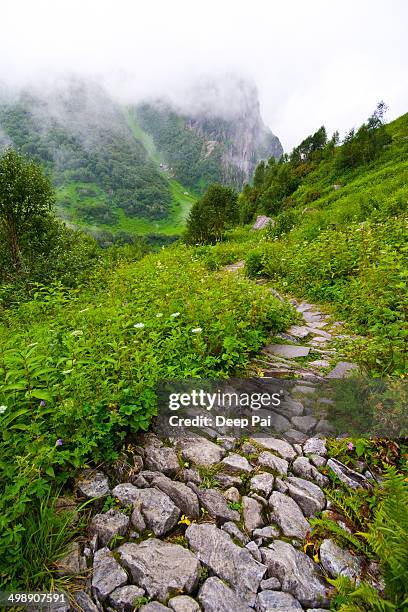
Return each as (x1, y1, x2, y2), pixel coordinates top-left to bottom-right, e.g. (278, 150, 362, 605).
(156, 313, 163, 318)
(191, 328, 202, 333)
(133, 323, 145, 329)
(70, 330, 83, 336)
(170, 312, 180, 318)
(0, 405, 7, 415)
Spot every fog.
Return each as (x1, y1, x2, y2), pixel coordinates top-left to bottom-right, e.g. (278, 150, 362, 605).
(2, 0, 407, 150)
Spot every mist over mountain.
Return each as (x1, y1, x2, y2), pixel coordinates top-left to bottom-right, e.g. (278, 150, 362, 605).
(0, 74, 282, 236)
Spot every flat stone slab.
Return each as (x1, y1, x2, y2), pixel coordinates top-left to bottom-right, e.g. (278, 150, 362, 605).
(117, 539, 201, 601)
(326, 361, 358, 379)
(199, 577, 251, 612)
(186, 523, 266, 606)
(265, 344, 310, 358)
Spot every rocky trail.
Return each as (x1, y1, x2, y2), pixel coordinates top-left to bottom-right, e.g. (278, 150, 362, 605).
(53, 268, 379, 612)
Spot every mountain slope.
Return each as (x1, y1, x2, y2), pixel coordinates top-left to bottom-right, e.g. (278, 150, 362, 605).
(135, 77, 282, 193)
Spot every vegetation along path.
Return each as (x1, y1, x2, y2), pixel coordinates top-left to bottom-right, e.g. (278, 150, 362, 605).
(51, 264, 406, 612)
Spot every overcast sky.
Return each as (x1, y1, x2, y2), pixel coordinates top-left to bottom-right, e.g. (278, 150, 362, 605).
(2, 0, 407, 150)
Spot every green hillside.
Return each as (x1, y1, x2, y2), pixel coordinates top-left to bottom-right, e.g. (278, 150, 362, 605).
(198, 109, 408, 376)
(0, 83, 196, 240)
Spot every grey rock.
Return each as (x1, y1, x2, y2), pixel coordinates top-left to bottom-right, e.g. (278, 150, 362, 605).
(291, 416, 317, 434)
(303, 438, 327, 457)
(56, 541, 86, 576)
(224, 486, 241, 503)
(129, 488, 180, 536)
(181, 468, 202, 485)
(242, 496, 264, 533)
(310, 454, 327, 468)
(152, 475, 200, 518)
(108, 585, 145, 611)
(189, 484, 240, 523)
(252, 437, 297, 461)
(74, 591, 100, 612)
(246, 540, 262, 562)
(315, 419, 336, 435)
(222, 521, 250, 545)
(217, 436, 237, 451)
(326, 361, 358, 379)
(320, 538, 363, 579)
(222, 453, 252, 474)
(111, 483, 140, 505)
(253, 525, 280, 541)
(140, 604, 170, 611)
(269, 492, 310, 539)
(186, 523, 266, 605)
(199, 577, 252, 612)
(241, 441, 258, 455)
(176, 436, 224, 467)
(90, 509, 130, 548)
(215, 473, 242, 488)
(92, 547, 127, 601)
(284, 429, 307, 444)
(145, 445, 180, 477)
(250, 473, 274, 497)
(261, 541, 329, 607)
(292, 457, 329, 488)
(309, 360, 330, 368)
(326, 459, 372, 490)
(286, 477, 326, 517)
(292, 385, 316, 395)
(266, 344, 310, 358)
(274, 477, 288, 493)
(168, 595, 200, 612)
(255, 590, 302, 611)
(276, 399, 304, 418)
(117, 539, 201, 601)
(131, 506, 147, 532)
(77, 471, 110, 500)
(260, 577, 281, 590)
(258, 452, 288, 476)
(288, 325, 311, 339)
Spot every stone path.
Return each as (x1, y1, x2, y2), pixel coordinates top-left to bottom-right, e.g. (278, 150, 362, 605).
(55, 273, 375, 612)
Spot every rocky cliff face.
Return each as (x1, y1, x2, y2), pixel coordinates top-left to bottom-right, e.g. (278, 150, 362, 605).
(184, 77, 283, 187)
(137, 76, 283, 191)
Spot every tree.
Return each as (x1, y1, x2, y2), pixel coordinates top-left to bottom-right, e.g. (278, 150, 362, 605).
(0, 149, 55, 275)
(184, 184, 239, 244)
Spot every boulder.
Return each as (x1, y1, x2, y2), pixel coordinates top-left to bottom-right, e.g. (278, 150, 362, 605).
(108, 585, 146, 611)
(252, 437, 297, 461)
(242, 496, 264, 533)
(117, 539, 201, 602)
(221, 453, 252, 474)
(250, 473, 274, 497)
(92, 547, 127, 601)
(152, 475, 200, 518)
(199, 577, 252, 612)
(286, 477, 326, 517)
(186, 523, 266, 606)
(129, 488, 180, 536)
(255, 590, 302, 611)
(89, 509, 130, 548)
(326, 459, 372, 490)
(268, 492, 310, 539)
(303, 438, 327, 457)
(261, 541, 329, 607)
(258, 452, 288, 476)
(176, 436, 224, 467)
(320, 538, 363, 579)
(145, 445, 180, 477)
(168, 595, 200, 612)
(189, 483, 240, 523)
(77, 471, 109, 500)
(292, 457, 329, 488)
